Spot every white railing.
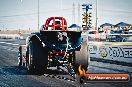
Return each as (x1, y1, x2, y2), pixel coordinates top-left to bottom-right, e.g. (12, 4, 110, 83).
(0, 34, 23, 39)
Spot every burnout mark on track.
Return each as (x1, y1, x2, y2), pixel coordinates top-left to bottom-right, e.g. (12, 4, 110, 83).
(43, 74, 76, 82)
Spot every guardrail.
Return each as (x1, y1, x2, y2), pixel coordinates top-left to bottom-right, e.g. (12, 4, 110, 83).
(87, 33, 132, 42)
(0, 34, 23, 39)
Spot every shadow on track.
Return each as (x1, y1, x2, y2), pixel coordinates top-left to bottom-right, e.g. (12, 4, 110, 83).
(0, 66, 27, 75)
(0, 66, 68, 76)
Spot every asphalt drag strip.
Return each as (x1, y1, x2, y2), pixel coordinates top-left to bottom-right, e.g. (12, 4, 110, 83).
(0, 39, 132, 87)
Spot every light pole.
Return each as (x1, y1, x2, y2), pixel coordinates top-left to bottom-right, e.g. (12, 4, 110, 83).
(38, 0, 40, 30)
(96, 0, 98, 30)
(21, 0, 40, 31)
(3, 25, 4, 31)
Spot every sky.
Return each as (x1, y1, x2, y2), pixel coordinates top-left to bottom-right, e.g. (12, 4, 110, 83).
(0, 0, 132, 30)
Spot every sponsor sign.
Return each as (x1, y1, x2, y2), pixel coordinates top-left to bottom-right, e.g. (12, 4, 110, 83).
(88, 42, 132, 63)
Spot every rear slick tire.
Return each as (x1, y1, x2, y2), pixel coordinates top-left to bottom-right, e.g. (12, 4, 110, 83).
(18, 46, 22, 66)
(74, 41, 90, 73)
(27, 41, 48, 74)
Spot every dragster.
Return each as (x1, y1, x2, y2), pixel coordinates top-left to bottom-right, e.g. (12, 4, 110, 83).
(18, 17, 90, 79)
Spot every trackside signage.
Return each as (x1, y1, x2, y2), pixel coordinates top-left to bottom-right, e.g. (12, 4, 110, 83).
(88, 42, 132, 63)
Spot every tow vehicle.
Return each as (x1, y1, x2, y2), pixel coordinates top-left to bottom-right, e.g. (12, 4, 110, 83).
(18, 17, 90, 79)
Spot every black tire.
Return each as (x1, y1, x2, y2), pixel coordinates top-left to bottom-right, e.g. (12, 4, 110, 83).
(74, 41, 90, 73)
(18, 46, 22, 66)
(27, 40, 48, 74)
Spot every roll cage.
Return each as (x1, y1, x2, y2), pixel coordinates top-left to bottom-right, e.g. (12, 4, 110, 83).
(41, 17, 67, 31)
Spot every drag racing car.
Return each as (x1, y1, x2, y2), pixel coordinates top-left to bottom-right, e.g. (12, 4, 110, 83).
(18, 17, 90, 79)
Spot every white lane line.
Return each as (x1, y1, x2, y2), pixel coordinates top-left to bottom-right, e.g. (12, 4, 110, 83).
(0, 45, 18, 52)
(12, 44, 20, 46)
(5, 43, 12, 45)
(0, 42, 6, 43)
(0, 41, 19, 46)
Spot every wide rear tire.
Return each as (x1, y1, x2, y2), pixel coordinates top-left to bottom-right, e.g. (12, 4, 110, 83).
(18, 46, 22, 66)
(27, 40, 48, 74)
(74, 41, 90, 73)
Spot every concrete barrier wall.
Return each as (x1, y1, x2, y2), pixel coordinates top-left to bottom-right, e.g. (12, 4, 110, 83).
(0, 34, 23, 39)
(88, 42, 132, 63)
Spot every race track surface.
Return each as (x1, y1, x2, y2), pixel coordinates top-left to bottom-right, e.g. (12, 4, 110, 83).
(0, 39, 132, 87)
